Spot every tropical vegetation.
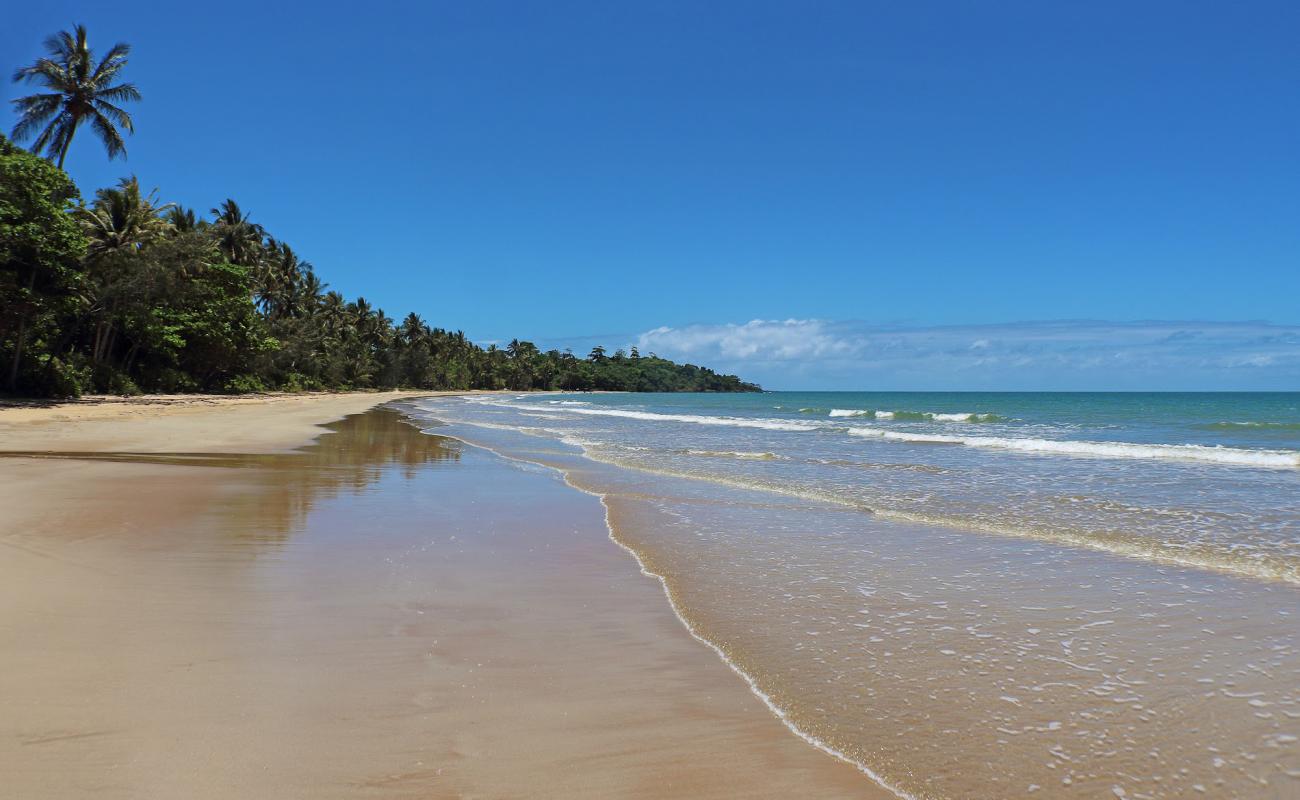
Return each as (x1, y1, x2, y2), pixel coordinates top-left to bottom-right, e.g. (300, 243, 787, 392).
(2, 27, 757, 397)
(11, 25, 139, 169)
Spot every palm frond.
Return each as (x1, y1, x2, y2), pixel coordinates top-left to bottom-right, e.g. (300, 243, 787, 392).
(89, 110, 127, 160)
(45, 30, 78, 60)
(93, 99, 134, 133)
(12, 58, 70, 88)
(11, 92, 63, 113)
(96, 82, 140, 103)
(63, 27, 92, 83)
(10, 94, 63, 140)
(212, 198, 245, 223)
(92, 42, 131, 83)
(28, 113, 70, 157)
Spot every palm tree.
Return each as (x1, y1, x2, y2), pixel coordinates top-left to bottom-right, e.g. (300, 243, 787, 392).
(165, 206, 204, 234)
(299, 269, 326, 315)
(78, 177, 173, 259)
(10, 25, 140, 169)
(399, 313, 427, 346)
(319, 291, 352, 339)
(259, 239, 312, 320)
(76, 177, 174, 365)
(351, 297, 376, 334)
(210, 199, 264, 267)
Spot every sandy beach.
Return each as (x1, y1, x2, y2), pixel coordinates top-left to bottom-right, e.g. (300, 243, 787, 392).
(5, 5, 1294, 797)
(0, 393, 881, 798)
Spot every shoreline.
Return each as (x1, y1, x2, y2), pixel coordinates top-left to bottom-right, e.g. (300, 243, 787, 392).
(412, 393, 1300, 799)
(435, 427, 914, 800)
(1, 393, 882, 797)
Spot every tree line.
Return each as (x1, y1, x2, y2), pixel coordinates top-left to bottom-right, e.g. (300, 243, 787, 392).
(2, 27, 758, 397)
(0, 141, 759, 396)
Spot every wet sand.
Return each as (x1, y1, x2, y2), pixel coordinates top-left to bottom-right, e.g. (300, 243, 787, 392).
(412, 399, 1300, 799)
(0, 396, 881, 798)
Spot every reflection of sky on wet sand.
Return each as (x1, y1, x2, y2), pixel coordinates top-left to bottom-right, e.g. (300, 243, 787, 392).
(6, 404, 879, 798)
(0, 407, 462, 546)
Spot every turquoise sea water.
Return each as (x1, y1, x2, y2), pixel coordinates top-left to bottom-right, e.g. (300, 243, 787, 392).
(431, 391, 1300, 582)
(553, 391, 1300, 450)
(409, 392, 1300, 798)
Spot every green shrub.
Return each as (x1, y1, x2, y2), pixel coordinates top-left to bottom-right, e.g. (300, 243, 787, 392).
(278, 372, 322, 392)
(93, 365, 141, 396)
(221, 374, 267, 394)
(16, 355, 92, 398)
(144, 367, 199, 394)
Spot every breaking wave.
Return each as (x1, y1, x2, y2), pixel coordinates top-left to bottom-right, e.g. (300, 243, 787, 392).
(829, 409, 1004, 422)
(491, 399, 1298, 469)
(846, 428, 1300, 468)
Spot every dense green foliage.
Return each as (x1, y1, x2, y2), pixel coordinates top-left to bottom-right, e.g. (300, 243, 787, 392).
(1, 135, 87, 395)
(0, 137, 758, 397)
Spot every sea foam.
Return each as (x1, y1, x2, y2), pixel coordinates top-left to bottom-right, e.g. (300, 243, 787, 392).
(506, 403, 821, 432)
(685, 449, 784, 460)
(491, 398, 1297, 467)
(846, 428, 1300, 467)
(831, 409, 1000, 422)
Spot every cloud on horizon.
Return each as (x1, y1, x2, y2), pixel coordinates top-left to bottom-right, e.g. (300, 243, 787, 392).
(632, 319, 1300, 390)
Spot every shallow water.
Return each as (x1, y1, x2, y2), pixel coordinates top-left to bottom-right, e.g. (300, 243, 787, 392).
(430, 392, 1300, 583)
(409, 393, 1300, 799)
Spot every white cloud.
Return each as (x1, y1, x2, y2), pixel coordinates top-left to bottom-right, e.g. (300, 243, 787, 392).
(634, 319, 1300, 390)
(638, 319, 858, 361)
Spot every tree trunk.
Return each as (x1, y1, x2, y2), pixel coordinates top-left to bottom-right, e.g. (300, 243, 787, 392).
(6, 272, 37, 392)
(42, 329, 78, 390)
(93, 322, 109, 365)
(56, 124, 76, 171)
(93, 298, 118, 366)
(123, 342, 141, 375)
(104, 327, 118, 369)
(6, 315, 27, 392)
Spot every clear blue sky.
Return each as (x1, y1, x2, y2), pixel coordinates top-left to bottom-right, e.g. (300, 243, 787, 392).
(5, 2, 1298, 388)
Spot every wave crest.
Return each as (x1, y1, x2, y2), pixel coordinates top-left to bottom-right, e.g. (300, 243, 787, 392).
(1198, 421, 1300, 432)
(684, 449, 784, 460)
(846, 428, 1300, 467)
(830, 409, 1004, 422)
(507, 403, 821, 432)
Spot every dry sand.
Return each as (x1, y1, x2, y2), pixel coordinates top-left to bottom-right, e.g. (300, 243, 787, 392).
(0, 391, 445, 453)
(0, 393, 884, 798)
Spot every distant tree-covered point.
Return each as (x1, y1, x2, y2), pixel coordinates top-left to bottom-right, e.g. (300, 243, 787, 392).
(0, 137, 759, 397)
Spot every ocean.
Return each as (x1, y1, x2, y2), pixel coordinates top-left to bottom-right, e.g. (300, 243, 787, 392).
(406, 392, 1300, 799)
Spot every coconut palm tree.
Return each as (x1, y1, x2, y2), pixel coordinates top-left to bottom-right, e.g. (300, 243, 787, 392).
(78, 176, 173, 259)
(351, 297, 376, 334)
(259, 239, 312, 320)
(299, 269, 326, 315)
(10, 25, 140, 169)
(165, 206, 204, 234)
(319, 291, 352, 339)
(210, 199, 264, 267)
(76, 177, 173, 366)
(399, 313, 427, 346)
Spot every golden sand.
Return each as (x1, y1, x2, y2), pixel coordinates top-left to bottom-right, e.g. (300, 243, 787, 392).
(0, 395, 882, 798)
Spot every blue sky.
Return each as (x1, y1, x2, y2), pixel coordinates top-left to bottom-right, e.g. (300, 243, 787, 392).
(5, 2, 1298, 389)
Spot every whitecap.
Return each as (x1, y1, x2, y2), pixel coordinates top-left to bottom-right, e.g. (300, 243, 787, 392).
(845, 428, 1300, 468)
(505, 403, 822, 432)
